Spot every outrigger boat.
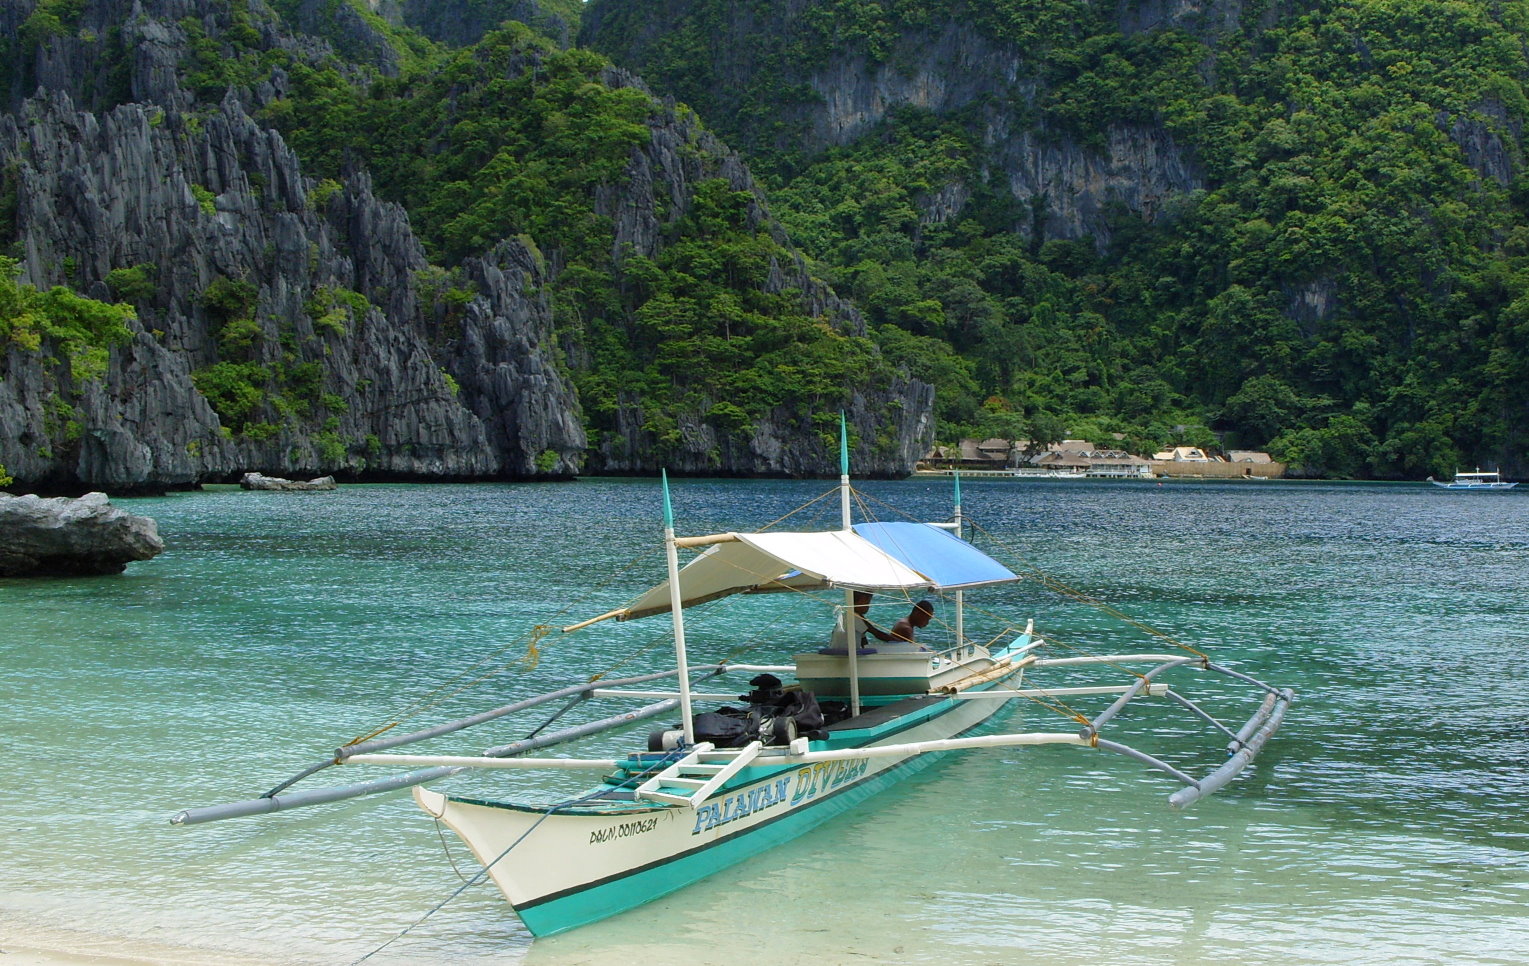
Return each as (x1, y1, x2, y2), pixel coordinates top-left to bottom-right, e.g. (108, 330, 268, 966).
(1427, 468, 1517, 490)
(172, 420, 1294, 939)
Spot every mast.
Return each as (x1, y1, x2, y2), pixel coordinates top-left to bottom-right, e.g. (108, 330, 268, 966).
(839, 414, 862, 716)
(662, 470, 697, 744)
(953, 469, 965, 647)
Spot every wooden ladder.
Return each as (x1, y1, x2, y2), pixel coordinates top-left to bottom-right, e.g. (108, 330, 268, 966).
(634, 741, 763, 807)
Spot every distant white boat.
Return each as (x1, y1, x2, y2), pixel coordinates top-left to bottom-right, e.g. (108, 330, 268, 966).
(1427, 468, 1517, 490)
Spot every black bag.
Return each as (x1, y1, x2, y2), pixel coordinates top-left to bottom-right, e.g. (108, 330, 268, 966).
(691, 710, 754, 748)
(771, 690, 824, 731)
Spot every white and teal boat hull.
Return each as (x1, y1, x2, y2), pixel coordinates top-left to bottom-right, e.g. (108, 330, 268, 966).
(415, 654, 1027, 937)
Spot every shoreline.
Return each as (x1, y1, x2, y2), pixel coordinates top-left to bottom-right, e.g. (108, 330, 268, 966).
(0, 947, 155, 966)
(0, 922, 272, 966)
(0, 944, 241, 966)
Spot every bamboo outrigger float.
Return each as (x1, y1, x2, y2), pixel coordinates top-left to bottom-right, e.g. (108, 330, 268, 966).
(173, 418, 1294, 939)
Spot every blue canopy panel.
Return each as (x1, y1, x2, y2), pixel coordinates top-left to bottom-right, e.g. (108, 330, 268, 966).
(852, 522, 1019, 590)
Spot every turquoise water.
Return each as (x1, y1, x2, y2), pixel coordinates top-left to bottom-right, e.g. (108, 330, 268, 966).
(2, 478, 1527, 965)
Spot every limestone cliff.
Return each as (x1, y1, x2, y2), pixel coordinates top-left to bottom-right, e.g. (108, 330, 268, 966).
(1, 84, 585, 491)
(586, 68, 933, 476)
(580, 2, 1515, 252)
(0, 0, 932, 491)
(580, 12, 1205, 247)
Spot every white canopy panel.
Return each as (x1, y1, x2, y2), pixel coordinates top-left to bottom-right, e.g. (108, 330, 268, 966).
(618, 530, 932, 621)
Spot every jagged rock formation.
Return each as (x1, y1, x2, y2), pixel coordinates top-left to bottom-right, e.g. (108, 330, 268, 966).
(0, 0, 934, 491)
(585, 69, 934, 475)
(581, 14, 1204, 247)
(0, 86, 586, 492)
(0, 491, 164, 575)
(0, 0, 594, 492)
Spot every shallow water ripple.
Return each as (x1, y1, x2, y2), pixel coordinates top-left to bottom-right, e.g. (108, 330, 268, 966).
(2, 479, 1527, 965)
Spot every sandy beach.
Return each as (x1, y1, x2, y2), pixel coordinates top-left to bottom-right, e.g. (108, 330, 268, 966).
(0, 941, 270, 966)
(1, 949, 141, 966)
(0, 945, 226, 966)
(0, 921, 269, 966)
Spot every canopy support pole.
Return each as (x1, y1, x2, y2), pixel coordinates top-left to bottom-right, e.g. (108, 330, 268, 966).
(662, 470, 697, 745)
(953, 470, 965, 647)
(839, 413, 861, 717)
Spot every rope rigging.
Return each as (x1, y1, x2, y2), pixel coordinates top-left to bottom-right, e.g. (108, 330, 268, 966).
(349, 745, 691, 964)
(338, 479, 1214, 765)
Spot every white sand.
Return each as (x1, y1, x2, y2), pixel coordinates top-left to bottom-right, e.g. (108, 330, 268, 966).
(0, 927, 270, 966)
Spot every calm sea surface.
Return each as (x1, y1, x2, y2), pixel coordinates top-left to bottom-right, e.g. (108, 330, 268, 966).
(1, 478, 1526, 965)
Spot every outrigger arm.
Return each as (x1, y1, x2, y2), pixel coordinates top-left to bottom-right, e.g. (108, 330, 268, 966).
(169, 662, 787, 826)
(1038, 651, 1295, 807)
(329, 649, 1294, 810)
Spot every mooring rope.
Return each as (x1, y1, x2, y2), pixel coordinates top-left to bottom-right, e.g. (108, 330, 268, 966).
(961, 515, 1211, 662)
(342, 544, 669, 748)
(854, 488, 1211, 663)
(349, 746, 690, 964)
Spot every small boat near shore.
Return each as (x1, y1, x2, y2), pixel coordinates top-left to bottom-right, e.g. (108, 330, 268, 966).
(1427, 468, 1517, 490)
(173, 419, 1294, 940)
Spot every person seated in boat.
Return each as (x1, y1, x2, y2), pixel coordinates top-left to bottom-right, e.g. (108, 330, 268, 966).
(882, 599, 935, 652)
(822, 591, 894, 654)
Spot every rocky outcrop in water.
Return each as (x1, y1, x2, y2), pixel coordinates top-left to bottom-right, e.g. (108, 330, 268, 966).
(0, 491, 164, 576)
(240, 472, 336, 490)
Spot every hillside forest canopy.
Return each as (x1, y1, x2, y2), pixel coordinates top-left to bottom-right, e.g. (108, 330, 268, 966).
(4, 0, 1529, 479)
(580, 0, 1529, 479)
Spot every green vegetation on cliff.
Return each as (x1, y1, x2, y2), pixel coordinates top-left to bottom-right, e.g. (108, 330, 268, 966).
(7, 0, 1529, 479)
(583, 0, 1529, 477)
(0, 256, 136, 464)
(272, 24, 896, 458)
(0, 256, 135, 383)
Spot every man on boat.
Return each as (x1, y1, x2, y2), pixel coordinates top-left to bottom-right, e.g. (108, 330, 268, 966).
(827, 590, 894, 652)
(885, 600, 935, 652)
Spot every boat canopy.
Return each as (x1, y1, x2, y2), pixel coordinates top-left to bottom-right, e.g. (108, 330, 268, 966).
(613, 523, 1018, 622)
(854, 522, 1018, 591)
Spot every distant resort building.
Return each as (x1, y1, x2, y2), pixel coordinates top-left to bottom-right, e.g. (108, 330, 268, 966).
(919, 438, 1285, 480)
(1149, 448, 1284, 479)
(1075, 450, 1154, 478)
(1152, 446, 1213, 462)
(920, 439, 1153, 478)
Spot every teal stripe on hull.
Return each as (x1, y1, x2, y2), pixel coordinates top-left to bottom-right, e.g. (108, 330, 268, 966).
(516, 746, 949, 937)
